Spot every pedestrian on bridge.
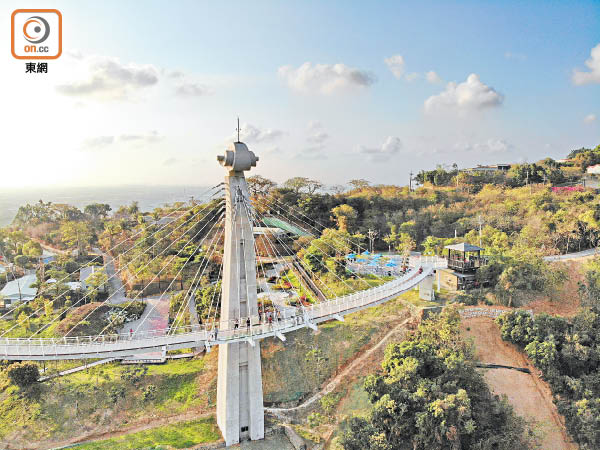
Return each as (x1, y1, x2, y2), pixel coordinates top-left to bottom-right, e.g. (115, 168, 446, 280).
(246, 317, 251, 330)
(234, 318, 239, 330)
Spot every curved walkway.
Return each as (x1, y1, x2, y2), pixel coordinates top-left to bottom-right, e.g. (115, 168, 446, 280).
(0, 267, 433, 360)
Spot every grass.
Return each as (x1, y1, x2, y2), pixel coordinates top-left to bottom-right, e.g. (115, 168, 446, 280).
(337, 377, 371, 419)
(261, 293, 408, 404)
(0, 356, 215, 448)
(74, 416, 220, 450)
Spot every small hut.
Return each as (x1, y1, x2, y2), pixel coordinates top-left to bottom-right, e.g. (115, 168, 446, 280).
(444, 243, 486, 273)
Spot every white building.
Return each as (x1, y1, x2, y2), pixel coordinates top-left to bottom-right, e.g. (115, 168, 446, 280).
(587, 164, 600, 174)
(0, 274, 38, 306)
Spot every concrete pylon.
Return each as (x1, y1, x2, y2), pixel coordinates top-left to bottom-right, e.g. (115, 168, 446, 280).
(216, 141, 264, 446)
(419, 273, 435, 301)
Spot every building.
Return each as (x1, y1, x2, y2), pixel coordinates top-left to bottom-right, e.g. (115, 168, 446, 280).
(253, 226, 294, 257)
(437, 243, 487, 291)
(79, 266, 107, 293)
(0, 273, 38, 306)
(462, 164, 511, 174)
(587, 164, 600, 175)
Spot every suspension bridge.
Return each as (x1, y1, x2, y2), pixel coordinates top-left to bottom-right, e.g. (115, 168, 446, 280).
(0, 140, 444, 446)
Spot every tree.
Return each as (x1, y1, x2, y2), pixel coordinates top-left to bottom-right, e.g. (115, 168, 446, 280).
(59, 221, 93, 253)
(331, 204, 358, 233)
(348, 179, 370, 190)
(340, 309, 532, 450)
(85, 268, 108, 302)
(247, 175, 276, 197)
(84, 203, 111, 220)
(7, 362, 39, 388)
(383, 224, 398, 252)
(395, 232, 416, 255)
(14, 255, 29, 268)
(283, 177, 322, 194)
(22, 241, 43, 258)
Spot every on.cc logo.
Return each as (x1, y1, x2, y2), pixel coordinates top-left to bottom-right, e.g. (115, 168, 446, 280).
(23, 16, 50, 44)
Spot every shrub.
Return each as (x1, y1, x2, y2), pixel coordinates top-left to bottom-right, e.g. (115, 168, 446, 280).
(6, 362, 39, 388)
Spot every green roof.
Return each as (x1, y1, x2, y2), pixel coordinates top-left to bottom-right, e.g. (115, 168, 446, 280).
(261, 217, 313, 237)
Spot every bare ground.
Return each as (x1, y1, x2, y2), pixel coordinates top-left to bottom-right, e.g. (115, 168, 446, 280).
(461, 317, 577, 450)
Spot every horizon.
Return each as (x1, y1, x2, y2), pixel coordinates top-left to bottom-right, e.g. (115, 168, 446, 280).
(1, 0, 599, 189)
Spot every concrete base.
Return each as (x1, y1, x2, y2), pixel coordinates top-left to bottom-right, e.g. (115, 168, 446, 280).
(419, 274, 435, 301)
(217, 340, 264, 446)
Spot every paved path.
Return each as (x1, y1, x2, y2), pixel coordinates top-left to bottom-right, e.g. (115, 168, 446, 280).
(39, 357, 117, 381)
(120, 294, 171, 362)
(544, 247, 598, 262)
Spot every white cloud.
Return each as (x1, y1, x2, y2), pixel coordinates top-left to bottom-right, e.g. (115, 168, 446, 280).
(82, 136, 114, 150)
(425, 71, 442, 84)
(56, 56, 159, 100)
(358, 136, 402, 162)
(424, 74, 503, 113)
(119, 131, 164, 144)
(454, 138, 512, 154)
(384, 55, 405, 79)
(404, 72, 419, 82)
(81, 131, 163, 150)
(278, 62, 375, 94)
(231, 123, 285, 143)
(584, 114, 597, 124)
(174, 81, 210, 97)
(573, 43, 600, 85)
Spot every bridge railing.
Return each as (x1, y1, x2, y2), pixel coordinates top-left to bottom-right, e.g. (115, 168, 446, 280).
(0, 262, 436, 354)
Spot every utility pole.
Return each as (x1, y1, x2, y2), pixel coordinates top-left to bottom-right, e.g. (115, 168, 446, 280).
(367, 229, 378, 253)
(409, 171, 413, 192)
(478, 215, 483, 248)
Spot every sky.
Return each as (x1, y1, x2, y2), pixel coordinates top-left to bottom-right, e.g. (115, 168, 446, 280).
(0, 0, 599, 189)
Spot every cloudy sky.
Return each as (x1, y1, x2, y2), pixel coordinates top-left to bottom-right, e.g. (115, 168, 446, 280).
(1, 0, 599, 188)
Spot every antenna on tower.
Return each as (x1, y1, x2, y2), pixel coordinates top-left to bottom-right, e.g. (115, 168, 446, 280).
(236, 117, 240, 142)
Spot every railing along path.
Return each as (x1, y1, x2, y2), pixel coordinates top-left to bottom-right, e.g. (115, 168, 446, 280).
(0, 265, 434, 360)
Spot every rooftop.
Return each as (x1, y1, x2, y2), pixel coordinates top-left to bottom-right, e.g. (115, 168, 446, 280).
(444, 243, 484, 252)
(0, 274, 37, 301)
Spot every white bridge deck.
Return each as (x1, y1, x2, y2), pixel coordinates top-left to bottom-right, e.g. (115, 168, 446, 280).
(0, 263, 439, 360)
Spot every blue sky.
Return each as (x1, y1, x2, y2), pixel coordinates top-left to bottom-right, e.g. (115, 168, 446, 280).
(1, 0, 599, 188)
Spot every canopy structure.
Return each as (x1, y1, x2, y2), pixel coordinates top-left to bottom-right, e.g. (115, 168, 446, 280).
(385, 261, 397, 267)
(444, 243, 485, 272)
(345, 253, 357, 259)
(444, 243, 484, 253)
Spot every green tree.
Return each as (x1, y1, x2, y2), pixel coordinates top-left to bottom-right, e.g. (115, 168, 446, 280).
(85, 268, 108, 302)
(340, 308, 532, 450)
(22, 241, 43, 258)
(6, 362, 39, 388)
(331, 204, 358, 233)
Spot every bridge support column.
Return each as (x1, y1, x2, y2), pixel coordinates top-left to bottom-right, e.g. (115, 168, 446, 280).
(216, 142, 264, 446)
(419, 273, 435, 301)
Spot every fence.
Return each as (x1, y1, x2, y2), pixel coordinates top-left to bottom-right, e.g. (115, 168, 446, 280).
(459, 307, 533, 319)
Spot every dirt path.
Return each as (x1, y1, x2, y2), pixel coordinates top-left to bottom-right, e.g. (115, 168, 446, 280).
(266, 316, 411, 419)
(462, 317, 576, 450)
